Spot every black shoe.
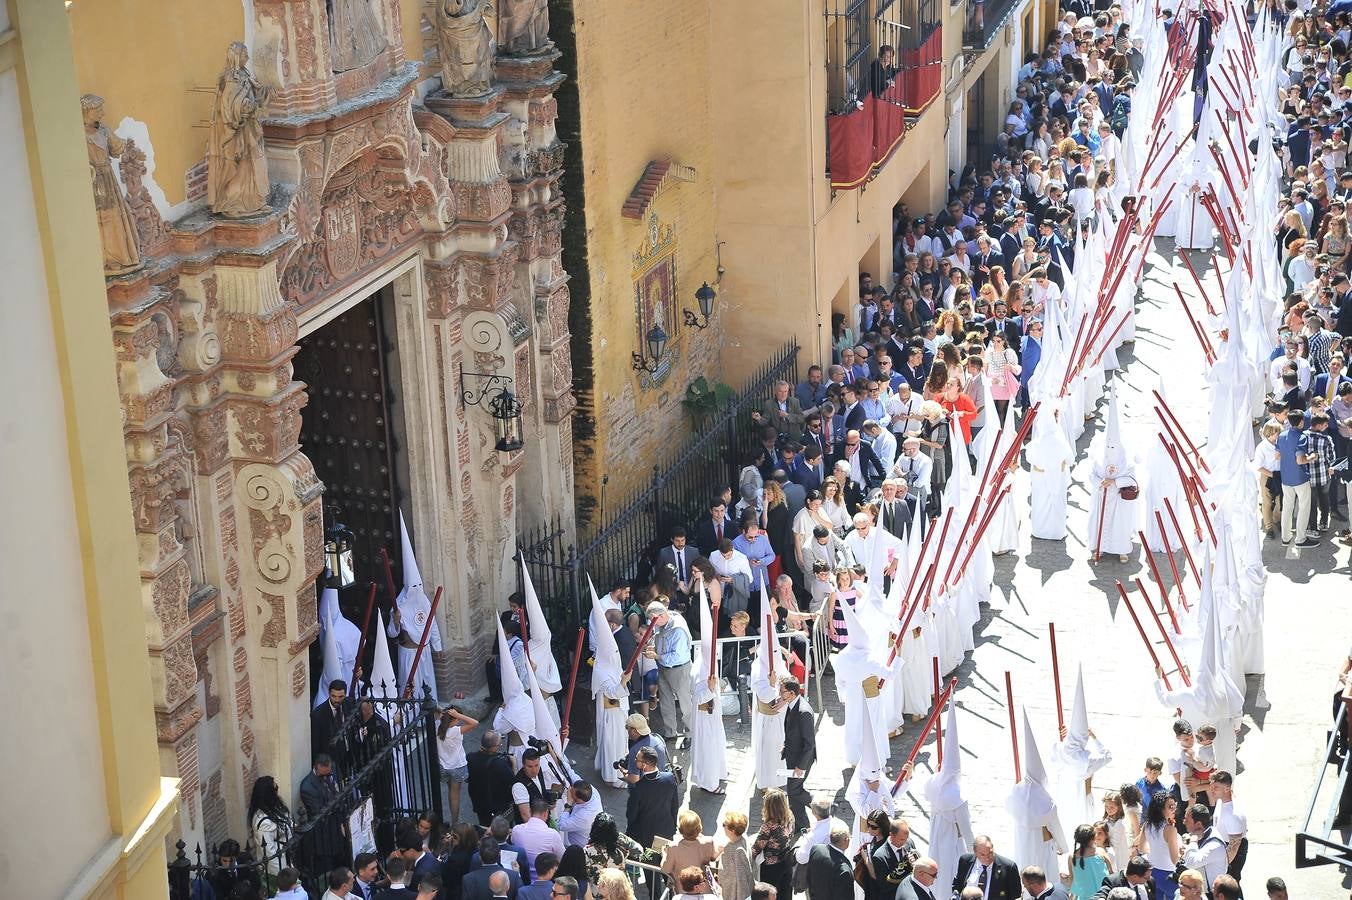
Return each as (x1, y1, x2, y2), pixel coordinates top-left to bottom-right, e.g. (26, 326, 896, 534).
(1296, 538, 1321, 548)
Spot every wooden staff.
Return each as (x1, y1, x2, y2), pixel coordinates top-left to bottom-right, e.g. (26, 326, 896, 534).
(884, 524, 939, 667)
(1086, 309, 1136, 371)
(1178, 248, 1219, 318)
(989, 402, 1041, 490)
(518, 605, 534, 667)
(1058, 312, 1094, 397)
(1154, 390, 1213, 475)
(1005, 670, 1022, 783)
(950, 484, 1012, 584)
(1048, 623, 1066, 733)
(1163, 497, 1199, 582)
(1196, 193, 1236, 266)
(1172, 283, 1216, 365)
(1138, 531, 1181, 634)
(1114, 580, 1173, 691)
(922, 509, 955, 611)
(893, 676, 957, 794)
(1207, 143, 1244, 213)
(379, 547, 398, 604)
(351, 582, 377, 688)
(767, 614, 777, 682)
(1213, 110, 1248, 189)
(560, 627, 587, 734)
(1155, 509, 1191, 609)
(623, 620, 657, 680)
(708, 588, 721, 677)
(1093, 481, 1110, 562)
(1135, 577, 1190, 687)
(933, 656, 943, 769)
(403, 586, 444, 698)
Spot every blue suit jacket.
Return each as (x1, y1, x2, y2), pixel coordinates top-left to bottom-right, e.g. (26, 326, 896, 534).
(1311, 372, 1352, 400)
(1020, 336, 1042, 386)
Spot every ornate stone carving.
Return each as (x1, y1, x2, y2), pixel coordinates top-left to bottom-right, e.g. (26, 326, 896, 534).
(259, 593, 287, 648)
(329, 0, 386, 73)
(292, 660, 307, 697)
(208, 43, 274, 218)
(152, 560, 192, 637)
(499, 0, 551, 55)
(437, 0, 494, 98)
(118, 139, 170, 257)
(424, 257, 460, 319)
(241, 470, 296, 585)
(155, 700, 205, 744)
(280, 153, 422, 311)
(81, 95, 142, 275)
(162, 635, 199, 707)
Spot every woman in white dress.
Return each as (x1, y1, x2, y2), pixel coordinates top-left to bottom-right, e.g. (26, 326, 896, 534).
(1068, 172, 1096, 226)
(793, 490, 836, 574)
(820, 476, 852, 535)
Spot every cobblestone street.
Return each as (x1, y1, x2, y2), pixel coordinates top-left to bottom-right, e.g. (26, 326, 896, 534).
(547, 237, 1352, 899)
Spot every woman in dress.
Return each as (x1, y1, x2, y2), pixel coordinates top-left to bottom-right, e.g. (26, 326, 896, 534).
(1323, 213, 1351, 273)
(764, 481, 794, 586)
(833, 312, 855, 363)
(1068, 823, 1111, 899)
(1045, 158, 1068, 197)
(917, 251, 943, 296)
(751, 789, 796, 900)
(824, 567, 859, 649)
(717, 812, 754, 900)
(988, 265, 1009, 300)
(1132, 792, 1180, 900)
(895, 270, 923, 304)
(984, 333, 1022, 423)
(897, 295, 923, 338)
(821, 477, 852, 535)
(793, 490, 833, 573)
(1011, 237, 1040, 281)
(247, 775, 293, 879)
(661, 810, 719, 888)
(443, 823, 480, 900)
(584, 814, 644, 883)
(918, 400, 951, 498)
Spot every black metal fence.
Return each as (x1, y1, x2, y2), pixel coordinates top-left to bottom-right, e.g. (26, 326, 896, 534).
(169, 691, 442, 899)
(520, 340, 801, 641)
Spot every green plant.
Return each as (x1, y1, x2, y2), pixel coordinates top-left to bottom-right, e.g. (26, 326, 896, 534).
(680, 376, 736, 431)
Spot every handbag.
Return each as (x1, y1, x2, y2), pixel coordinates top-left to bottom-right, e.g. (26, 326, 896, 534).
(1118, 484, 1140, 500)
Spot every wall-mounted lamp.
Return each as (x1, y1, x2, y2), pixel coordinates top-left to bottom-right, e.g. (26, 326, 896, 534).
(683, 282, 718, 330)
(461, 368, 525, 453)
(631, 323, 669, 373)
(323, 510, 356, 589)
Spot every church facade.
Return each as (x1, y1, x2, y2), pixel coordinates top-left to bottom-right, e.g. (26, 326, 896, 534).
(64, 0, 574, 857)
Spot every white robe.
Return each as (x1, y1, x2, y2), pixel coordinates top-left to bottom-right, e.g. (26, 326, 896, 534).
(1087, 460, 1140, 556)
(1006, 778, 1068, 876)
(690, 640, 728, 792)
(592, 672, 629, 787)
(1025, 423, 1074, 541)
(751, 658, 787, 790)
(388, 588, 442, 701)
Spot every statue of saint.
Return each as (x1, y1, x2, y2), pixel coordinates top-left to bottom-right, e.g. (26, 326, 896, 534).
(207, 42, 274, 218)
(329, 0, 386, 72)
(436, 0, 494, 97)
(499, 0, 550, 55)
(81, 94, 142, 275)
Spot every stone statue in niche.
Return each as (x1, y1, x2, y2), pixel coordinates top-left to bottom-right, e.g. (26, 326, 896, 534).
(329, 0, 387, 73)
(81, 94, 142, 275)
(207, 42, 274, 218)
(436, 0, 494, 97)
(499, 0, 550, 55)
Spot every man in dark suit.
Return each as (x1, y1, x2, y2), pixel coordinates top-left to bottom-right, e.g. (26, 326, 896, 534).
(985, 303, 1023, 358)
(754, 380, 807, 438)
(952, 836, 1022, 900)
(656, 527, 696, 600)
(299, 754, 348, 875)
(870, 817, 919, 900)
(800, 415, 829, 461)
(899, 346, 928, 392)
(790, 443, 826, 493)
(895, 857, 942, 900)
(832, 430, 887, 493)
(1311, 354, 1351, 403)
(311, 679, 356, 772)
(462, 837, 523, 900)
(840, 383, 867, 433)
(693, 498, 733, 559)
(625, 746, 679, 848)
(780, 678, 816, 831)
(398, 830, 441, 889)
(877, 480, 921, 540)
(466, 730, 516, 826)
(1090, 856, 1155, 900)
(1020, 865, 1071, 900)
(806, 825, 854, 900)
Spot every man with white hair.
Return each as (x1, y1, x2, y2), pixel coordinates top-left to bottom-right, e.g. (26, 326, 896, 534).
(895, 857, 941, 900)
(795, 795, 849, 864)
(805, 822, 854, 900)
(875, 478, 921, 540)
(892, 437, 933, 515)
(845, 511, 903, 588)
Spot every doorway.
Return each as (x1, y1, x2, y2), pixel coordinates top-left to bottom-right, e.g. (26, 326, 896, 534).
(294, 286, 411, 623)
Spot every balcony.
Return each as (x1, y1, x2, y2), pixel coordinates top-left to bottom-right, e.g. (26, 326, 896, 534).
(825, 24, 943, 190)
(963, 0, 1024, 53)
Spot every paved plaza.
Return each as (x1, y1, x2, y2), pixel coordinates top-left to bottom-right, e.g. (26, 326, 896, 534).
(460, 238, 1352, 897)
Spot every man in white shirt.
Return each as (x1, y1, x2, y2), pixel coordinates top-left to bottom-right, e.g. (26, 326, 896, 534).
(1181, 804, 1229, 887)
(892, 438, 934, 513)
(1208, 771, 1248, 884)
(865, 420, 897, 475)
(557, 780, 602, 847)
(1268, 338, 1313, 394)
(510, 798, 566, 880)
(794, 795, 849, 863)
(889, 382, 924, 438)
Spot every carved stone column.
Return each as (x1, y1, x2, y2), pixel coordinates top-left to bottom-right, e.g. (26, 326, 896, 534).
(498, 51, 576, 540)
(217, 251, 325, 796)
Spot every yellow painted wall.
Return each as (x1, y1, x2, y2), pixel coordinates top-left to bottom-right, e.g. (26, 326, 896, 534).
(68, 1, 245, 208)
(572, 0, 721, 502)
(4, 1, 177, 895)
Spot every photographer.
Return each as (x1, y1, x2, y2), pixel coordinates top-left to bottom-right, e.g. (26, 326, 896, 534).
(1179, 804, 1227, 888)
(467, 730, 515, 827)
(511, 748, 554, 825)
(624, 747, 680, 849)
(869, 817, 919, 900)
(621, 713, 670, 782)
(557, 780, 602, 848)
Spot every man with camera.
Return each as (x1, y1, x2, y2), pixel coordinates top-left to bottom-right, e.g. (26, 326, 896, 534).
(620, 712, 669, 780)
(557, 780, 602, 847)
(467, 730, 516, 827)
(870, 817, 919, 900)
(624, 746, 679, 849)
(511, 748, 557, 825)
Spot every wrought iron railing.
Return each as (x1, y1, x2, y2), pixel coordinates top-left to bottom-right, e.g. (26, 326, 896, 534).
(169, 691, 442, 898)
(963, 0, 1026, 52)
(520, 339, 801, 636)
(1296, 690, 1352, 868)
